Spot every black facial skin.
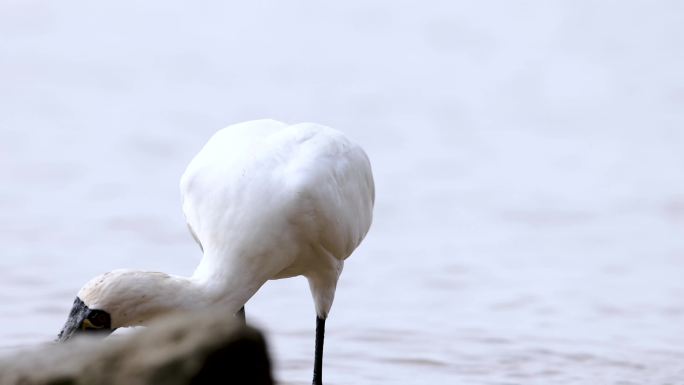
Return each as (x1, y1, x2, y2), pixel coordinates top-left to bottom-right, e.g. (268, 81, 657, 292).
(57, 297, 114, 342)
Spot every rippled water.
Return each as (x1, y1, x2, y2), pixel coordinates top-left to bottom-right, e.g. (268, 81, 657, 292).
(2, 1, 684, 384)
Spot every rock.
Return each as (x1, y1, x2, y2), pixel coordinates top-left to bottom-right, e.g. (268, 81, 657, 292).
(0, 309, 273, 385)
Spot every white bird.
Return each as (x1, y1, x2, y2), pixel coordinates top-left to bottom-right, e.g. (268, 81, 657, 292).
(57, 119, 375, 385)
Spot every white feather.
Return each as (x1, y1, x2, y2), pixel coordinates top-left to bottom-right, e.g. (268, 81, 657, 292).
(78, 119, 374, 325)
(182, 119, 374, 317)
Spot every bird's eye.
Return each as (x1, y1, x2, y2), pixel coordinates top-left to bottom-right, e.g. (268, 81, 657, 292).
(87, 310, 109, 328)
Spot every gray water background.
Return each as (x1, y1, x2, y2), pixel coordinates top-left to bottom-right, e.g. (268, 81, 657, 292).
(1, 1, 684, 384)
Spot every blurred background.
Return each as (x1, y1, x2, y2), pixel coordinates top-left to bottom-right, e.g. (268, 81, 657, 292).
(1, 1, 683, 384)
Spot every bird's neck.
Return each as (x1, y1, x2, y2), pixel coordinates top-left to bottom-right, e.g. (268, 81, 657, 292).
(109, 266, 265, 330)
(191, 251, 269, 315)
(152, 267, 263, 318)
(105, 272, 225, 328)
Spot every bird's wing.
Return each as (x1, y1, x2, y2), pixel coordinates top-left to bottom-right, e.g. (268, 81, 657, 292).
(280, 123, 375, 261)
(179, 119, 373, 284)
(179, 119, 289, 253)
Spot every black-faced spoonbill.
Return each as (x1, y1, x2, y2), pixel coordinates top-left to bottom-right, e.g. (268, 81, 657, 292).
(57, 119, 375, 385)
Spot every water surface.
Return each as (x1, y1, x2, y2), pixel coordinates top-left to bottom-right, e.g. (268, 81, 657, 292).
(1, 1, 684, 384)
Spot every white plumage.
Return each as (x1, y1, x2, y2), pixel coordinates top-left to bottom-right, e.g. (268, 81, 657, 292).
(181, 119, 374, 317)
(60, 119, 374, 384)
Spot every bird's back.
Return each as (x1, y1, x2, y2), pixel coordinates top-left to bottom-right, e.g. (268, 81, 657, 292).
(180, 119, 374, 282)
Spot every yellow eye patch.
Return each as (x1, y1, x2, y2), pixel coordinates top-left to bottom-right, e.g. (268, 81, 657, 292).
(82, 318, 105, 330)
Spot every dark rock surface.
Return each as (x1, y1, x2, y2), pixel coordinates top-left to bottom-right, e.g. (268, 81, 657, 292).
(0, 309, 273, 385)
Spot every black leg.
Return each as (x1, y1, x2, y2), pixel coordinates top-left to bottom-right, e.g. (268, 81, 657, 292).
(313, 316, 325, 385)
(237, 306, 246, 325)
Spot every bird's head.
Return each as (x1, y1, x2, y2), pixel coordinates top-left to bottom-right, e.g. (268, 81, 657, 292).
(57, 270, 138, 342)
(56, 296, 113, 342)
(56, 269, 177, 342)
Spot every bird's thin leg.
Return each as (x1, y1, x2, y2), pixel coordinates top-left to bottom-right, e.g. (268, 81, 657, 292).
(237, 306, 246, 325)
(313, 316, 326, 385)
